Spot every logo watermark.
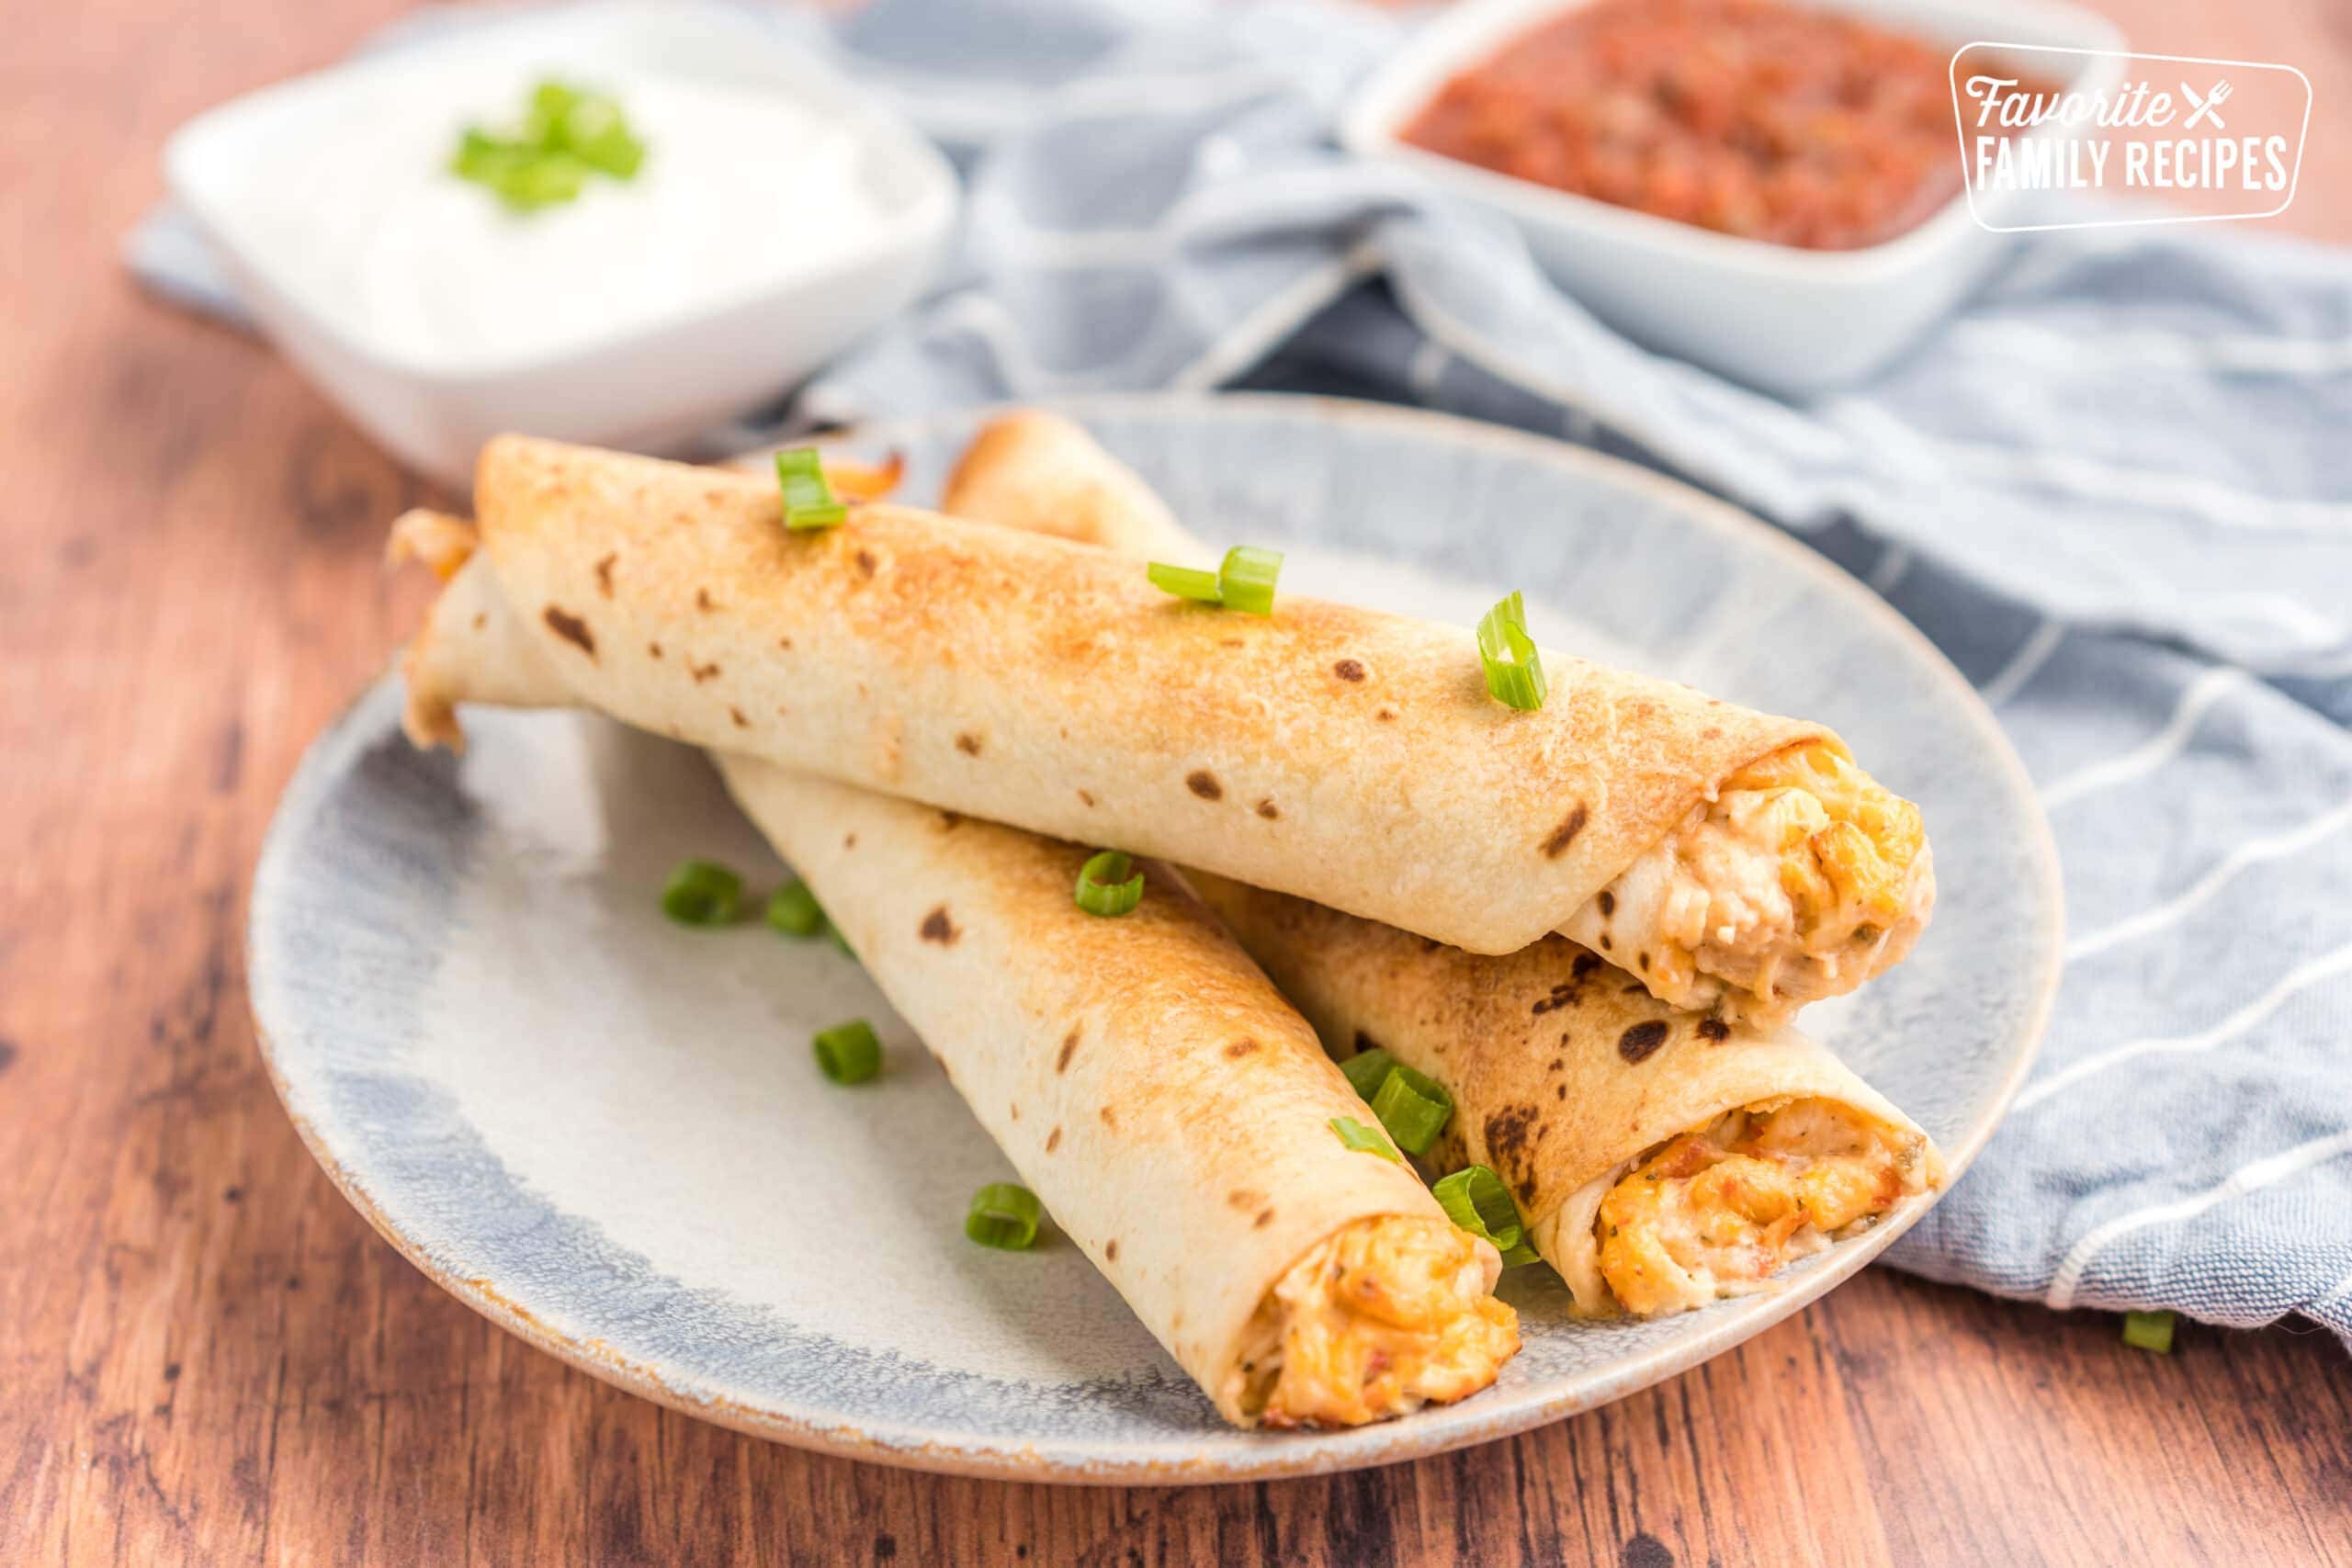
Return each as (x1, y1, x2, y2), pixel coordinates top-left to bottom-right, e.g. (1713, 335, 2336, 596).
(1951, 45, 2312, 232)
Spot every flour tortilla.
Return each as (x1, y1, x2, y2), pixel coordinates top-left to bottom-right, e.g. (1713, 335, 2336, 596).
(1188, 873, 1939, 1315)
(459, 434, 1834, 956)
(721, 764, 1465, 1422)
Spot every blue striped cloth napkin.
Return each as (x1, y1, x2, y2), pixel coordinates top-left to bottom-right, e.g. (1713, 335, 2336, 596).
(131, 0, 2352, 1346)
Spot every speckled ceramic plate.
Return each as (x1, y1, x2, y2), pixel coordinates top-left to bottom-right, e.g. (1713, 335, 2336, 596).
(250, 394, 2060, 1483)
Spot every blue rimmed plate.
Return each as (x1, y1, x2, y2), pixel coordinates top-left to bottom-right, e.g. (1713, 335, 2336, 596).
(249, 393, 2060, 1483)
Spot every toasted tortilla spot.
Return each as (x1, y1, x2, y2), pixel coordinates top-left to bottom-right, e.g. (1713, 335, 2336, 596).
(648, 640, 663, 659)
(472, 612, 487, 630)
(1573, 953, 1601, 978)
(956, 732, 983, 756)
(1255, 799, 1280, 820)
(1698, 1018, 1732, 1042)
(1046, 1126, 1062, 1153)
(1254, 1207, 1276, 1229)
(1224, 1038, 1259, 1058)
(695, 588, 716, 611)
(1375, 706, 1398, 722)
(729, 706, 750, 728)
(688, 660, 720, 683)
(1228, 1188, 1266, 1211)
(542, 606, 595, 658)
(1617, 1021, 1670, 1064)
(1541, 804, 1589, 858)
(1333, 658, 1365, 682)
(1484, 1104, 1545, 1203)
(1100, 1104, 1117, 1128)
(594, 553, 616, 596)
(919, 906, 959, 945)
(854, 547, 877, 578)
(1078, 789, 1097, 807)
(1598, 890, 1615, 918)
(1187, 771, 1224, 801)
(1056, 1031, 1080, 1073)
(1104, 1239, 1119, 1262)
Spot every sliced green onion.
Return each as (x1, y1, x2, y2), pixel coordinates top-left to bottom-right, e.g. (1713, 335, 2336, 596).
(1340, 1047, 1396, 1104)
(1148, 561, 1223, 604)
(1074, 850, 1145, 917)
(812, 1019, 881, 1085)
(1330, 1115, 1400, 1162)
(1476, 592, 1547, 711)
(775, 447, 847, 532)
(2121, 1309, 2176, 1354)
(966, 1182, 1043, 1249)
(661, 859, 741, 926)
(765, 878, 824, 938)
(1432, 1166, 1541, 1265)
(450, 79, 643, 213)
(1147, 548, 1283, 614)
(1369, 1061, 1454, 1156)
(1217, 546, 1283, 616)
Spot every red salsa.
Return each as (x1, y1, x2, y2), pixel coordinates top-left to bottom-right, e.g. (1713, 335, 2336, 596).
(1402, 0, 2046, 251)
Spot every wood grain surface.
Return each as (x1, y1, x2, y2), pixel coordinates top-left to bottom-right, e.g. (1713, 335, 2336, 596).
(4, 3, 2348, 1564)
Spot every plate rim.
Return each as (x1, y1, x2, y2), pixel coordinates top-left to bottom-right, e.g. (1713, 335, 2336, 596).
(249, 389, 2064, 1484)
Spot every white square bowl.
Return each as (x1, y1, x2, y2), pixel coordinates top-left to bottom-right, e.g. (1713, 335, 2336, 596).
(164, 0, 958, 487)
(1342, 0, 2124, 396)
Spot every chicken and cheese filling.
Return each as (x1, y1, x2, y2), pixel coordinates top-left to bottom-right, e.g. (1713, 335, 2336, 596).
(1228, 1215, 1521, 1428)
(1589, 1099, 1935, 1318)
(1560, 742, 1933, 1021)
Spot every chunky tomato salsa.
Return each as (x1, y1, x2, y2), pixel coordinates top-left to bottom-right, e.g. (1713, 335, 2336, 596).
(1401, 0, 2044, 251)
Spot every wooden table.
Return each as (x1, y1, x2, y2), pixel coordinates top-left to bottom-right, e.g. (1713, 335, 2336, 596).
(6, 4, 2348, 1563)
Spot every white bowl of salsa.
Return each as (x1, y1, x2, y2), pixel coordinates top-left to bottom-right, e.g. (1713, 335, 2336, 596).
(164, 1, 957, 486)
(1342, 0, 2124, 395)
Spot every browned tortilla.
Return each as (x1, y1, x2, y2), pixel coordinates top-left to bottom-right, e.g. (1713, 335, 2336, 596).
(1188, 872, 1937, 1314)
(460, 434, 1834, 955)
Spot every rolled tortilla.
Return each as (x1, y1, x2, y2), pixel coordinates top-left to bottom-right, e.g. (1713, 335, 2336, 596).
(451, 433, 1930, 1021)
(392, 516, 1518, 1429)
(1191, 874, 1943, 1318)
(724, 764, 1517, 1425)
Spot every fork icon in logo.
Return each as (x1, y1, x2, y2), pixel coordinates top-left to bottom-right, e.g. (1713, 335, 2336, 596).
(2181, 80, 2233, 130)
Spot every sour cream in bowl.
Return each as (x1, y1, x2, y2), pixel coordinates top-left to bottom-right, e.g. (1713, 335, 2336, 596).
(164, 1, 957, 485)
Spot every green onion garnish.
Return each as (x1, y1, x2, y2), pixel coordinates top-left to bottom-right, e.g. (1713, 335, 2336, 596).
(765, 878, 824, 938)
(1146, 546, 1284, 614)
(661, 859, 741, 926)
(1432, 1166, 1543, 1266)
(1330, 1115, 1401, 1162)
(1216, 546, 1283, 616)
(449, 79, 644, 213)
(2121, 1309, 2176, 1354)
(1369, 1060, 1454, 1156)
(1074, 850, 1145, 917)
(1147, 561, 1223, 604)
(1476, 592, 1547, 711)
(530, 81, 645, 177)
(776, 447, 847, 532)
(812, 1019, 881, 1085)
(966, 1182, 1043, 1249)
(1340, 1047, 1396, 1104)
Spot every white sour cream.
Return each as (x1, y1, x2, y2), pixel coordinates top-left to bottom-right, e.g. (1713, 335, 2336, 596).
(218, 70, 897, 374)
